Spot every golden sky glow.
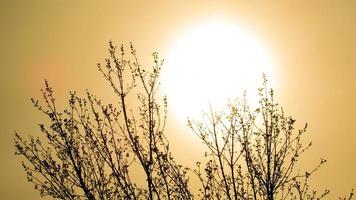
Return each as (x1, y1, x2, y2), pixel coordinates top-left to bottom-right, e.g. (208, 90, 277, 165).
(1, 1, 356, 199)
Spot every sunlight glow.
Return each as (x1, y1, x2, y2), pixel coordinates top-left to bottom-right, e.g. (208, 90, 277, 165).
(162, 21, 276, 122)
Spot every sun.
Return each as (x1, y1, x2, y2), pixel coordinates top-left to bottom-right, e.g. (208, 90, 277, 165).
(161, 21, 276, 123)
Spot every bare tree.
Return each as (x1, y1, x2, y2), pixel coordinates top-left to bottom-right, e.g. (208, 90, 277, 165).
(15, 42, 353, 200)
(188, 75, 353, 200)
(15, 42, 192, 200)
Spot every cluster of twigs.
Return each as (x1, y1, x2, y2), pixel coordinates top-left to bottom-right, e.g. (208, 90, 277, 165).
(15, 42, 192, 200)
(188, 76, 353, 200)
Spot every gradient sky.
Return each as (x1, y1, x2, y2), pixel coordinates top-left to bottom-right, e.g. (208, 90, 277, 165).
(1, 1, 356, 199)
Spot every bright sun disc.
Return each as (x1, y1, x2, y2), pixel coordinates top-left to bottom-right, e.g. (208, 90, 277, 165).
(162, 21, 276, 123)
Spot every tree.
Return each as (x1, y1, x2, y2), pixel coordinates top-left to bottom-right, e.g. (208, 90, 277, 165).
(15, 42, 192, 200)
(188, 76, 353, 200)
(15, 42, 353, 200)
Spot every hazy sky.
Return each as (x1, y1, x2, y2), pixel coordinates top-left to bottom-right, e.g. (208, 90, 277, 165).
(1, 1, 356, 199)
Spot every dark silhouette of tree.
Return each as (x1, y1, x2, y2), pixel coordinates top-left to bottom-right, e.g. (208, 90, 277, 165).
(15, 42, 192, 200)
(15, 42, 353, 200)
(188, 76, 353, 200)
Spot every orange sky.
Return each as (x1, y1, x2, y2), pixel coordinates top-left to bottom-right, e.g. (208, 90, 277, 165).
(1, 1, 356, 199)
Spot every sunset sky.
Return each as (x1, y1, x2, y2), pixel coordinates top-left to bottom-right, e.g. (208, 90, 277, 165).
(1, 1, 356, 199)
